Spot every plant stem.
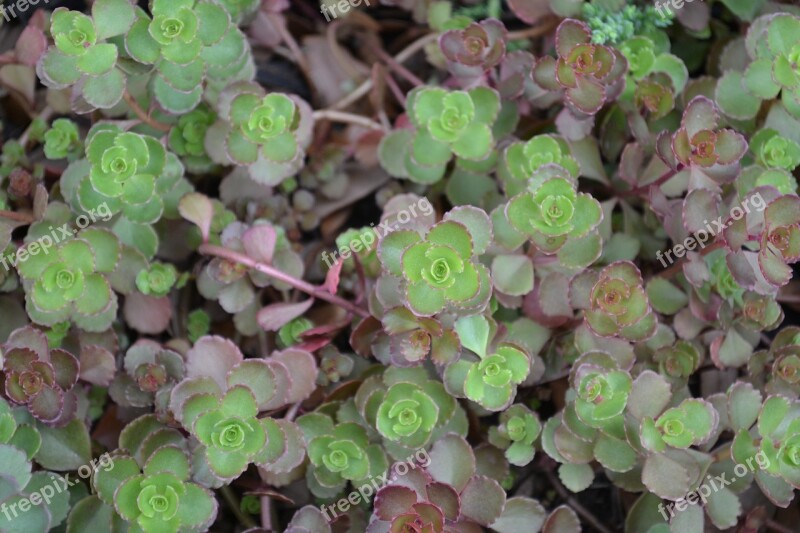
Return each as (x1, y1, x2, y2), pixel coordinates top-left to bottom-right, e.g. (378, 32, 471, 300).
(375, 47, 425, 87)
(312, 110, 386, 131)
(123, 91, 171, 133)
(0, 210, 35, 224)
(543, 469, 614, 533)
(261, 496, 273, 530)
(19, 106, 54, 148)
(219, 486, 257, 529)
(199, 244, 370, 318)
(328, 18, 558, 112)
(618, 166, 682, 197)
(328, 32, 439, 110)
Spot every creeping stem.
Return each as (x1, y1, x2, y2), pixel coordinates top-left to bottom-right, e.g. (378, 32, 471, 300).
(199, 244, 370, 318)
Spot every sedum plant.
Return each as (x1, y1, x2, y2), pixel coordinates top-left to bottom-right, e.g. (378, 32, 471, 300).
(3, 1, 800, 531)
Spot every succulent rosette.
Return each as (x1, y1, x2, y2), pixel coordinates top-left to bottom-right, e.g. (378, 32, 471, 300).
(16, 230, 120, 332)
(532, 19, 627, 116)
(77, 124, 169, 226)
(379, 86, 500, 184)
(758, 195, 800, 287)
(488, 404, 542, 466)
(38, 2, 136, 111)
(443, 315, 531, 411)
(136, 262, 178, 297)
(743, 14, 800, 118)
(585, 261, 656, 341)
(709, 251, 745, 305)
(640, 399, 718, 452)
(298, 413, 388, 498)
(94, 447, 217, 532)
(463, 344, 529, 410)
(356, 367, 465, 458)
(43, 119, 81, 161)
(122, 0, 248, 112)
(210, 82, 313, 185)
(507, 177, 598, 244)
(733, 395, 800, 489)
(379, 220, 490, 317)
(667, 96, 747, 182)
(751, 128, 800, 171)
(109, 340, 186, 414)
(570, 353, 632, 428)
(654, 341, 701, 382)
(183, 386, 286, 479)
(169, 106, 217, 171)
(499, 135, 580, 196)
(51, 9, 116, 74)
(440, 19, 507, 79)
(506, 176, 602, 267)
(148, 0, 209, 64)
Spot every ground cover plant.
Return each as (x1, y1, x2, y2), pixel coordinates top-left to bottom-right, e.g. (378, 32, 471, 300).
(1, 0, 800, 531)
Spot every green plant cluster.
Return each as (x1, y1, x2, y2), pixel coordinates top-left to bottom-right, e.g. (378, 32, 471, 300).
(0, 0, 800, 532)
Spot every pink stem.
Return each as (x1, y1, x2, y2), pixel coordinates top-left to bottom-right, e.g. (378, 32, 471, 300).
(199, 244, 370, 318)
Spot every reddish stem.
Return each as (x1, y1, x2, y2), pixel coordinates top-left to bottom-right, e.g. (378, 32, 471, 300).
(0, 210, 35, 224)
(198, 244, 370, 318)
(619, 166, 683, 198)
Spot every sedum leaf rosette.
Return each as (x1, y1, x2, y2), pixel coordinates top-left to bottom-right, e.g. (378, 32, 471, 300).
(758, 195, 800, 287)
(355, 367, 465, 459)
(297, 412, 388, 498)
(743, 14, 800, 118)
(499, 135, 580, 196)
(408, 86, 498, 161)
(570, 352, 632, 429)
(641, 398, 719, 453)
(376, 382, 446, 450)
(44, 119, 82, 161)
(733, 395, 800, 489)
(16, 232, 120, 332)
(136, 262, 178, 297)
(506, 177, 602, 261)
(184, 385, 286, 479)
(94, 447, 217, 532)
(654, 341, 701, 382)
(532, 19, 627, 116)
(670, 96, 747, 171)
(751, 129, 800, 171)
(463, 344, 529, 411)
(381, 86, 500, 184)
(51, 9, 117, 75)
(488, 404, 542, 466)
(38, 2, 135, 111)
(380, 220, 489, 317)
(440, 19, 507, 80)
(585, 261, 656, 341)
(210, 83, 313, 186)
(168, 106, 217, 171)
